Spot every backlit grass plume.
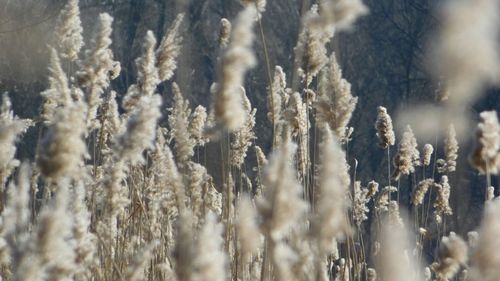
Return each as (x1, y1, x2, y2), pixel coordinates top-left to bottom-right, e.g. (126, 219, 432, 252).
(470, 111, 499, 175)
(156, 13, 184, 82)
(54, 0, 83, 61)
(316, 53, 358, 141)
(213, 6, 258, 131)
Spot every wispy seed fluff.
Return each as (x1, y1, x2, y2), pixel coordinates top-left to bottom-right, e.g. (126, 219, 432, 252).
(125, 240, 159, 281)
(412, 179, 434, 206)
(185, 162, 209, 224)
(367, 180, 379, 197)
(0, 95, 31, 187)
(37, 100, 87, 181)
(431, 232, 468, 281)
(193, 212, 227, 281)
(236, 196, 262, 256)
(173, 211, 196, 281)
(2, 163, 31, 269)
(294, 5, 335, 86)
(54, 0, 83, 61)
(445, 124, 459, 173)
(315, 53, 358, 141)
(318, 0, 368, 30)
(257, 138, 308, 241)
(231, 87, 257, 167)
(40, 49, 73, 124)
(240, 0, 267, 14)
(312, 127, 351, 252)
(431, 0, 500, 104)
(162, 144, 187, 215)
(375, 106, 396, 149)
(76, 13, 121, 129)
(283, 92, 309, 179)
(422, 144, 434, 166)
(392, 125, 418, 180)
(33, 185, 77, 280)
(267, 66, 288, 127)
(468, 200, 500, 281)
(377, 214, 422, 281)
(214, 6, 258, 131)
(99, 91, 121, 147)
(470, 111, 500, 175)
(115, 95, 162, 165)
(156, 13, 184, 82)
(367, 268, 377, 281)
(122, 31, 160, 112)
(218, 18, 232, 48)
(189, 105, 208, 147)
(352, 181, 371, 227)
(487, 186, 495, 201)
(71, 180, 96, 280)
(168, 83, 195, 166)
(375, 185, 397, 212)
(433, 175, 453, 224)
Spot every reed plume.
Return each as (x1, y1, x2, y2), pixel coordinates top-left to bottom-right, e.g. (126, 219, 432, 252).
(316, 53, 358, 141)
(189, 105, 208, 147)
(468, 200, 500, 281)
(193, 212, 227, 281)
(311, 127, 351, 279)
(392, 125, 418, 180)
(240, 0, 267, 14)
(54, 0, 83, 61)
(352, 181, 371, 227)
(231, 87, 256, 167)
(0, 95, 31, 188)
(422, 144, 434, 166)
(40, 49, 73, 124)
(438, 124, 460, 174)
(267, 66, 288, 129)
(470, 111, 499, 175)
(156, 13, 184, 82)
(294, 5, 334, 86)
(431, 232, 468, 281)
(433, 175, 453, 224)
(37, 99, 87, 182)
(375, 106, 396, 149)
(218, 18, 232, 49)
(318, 0, 368, 30)
(115, 94, 162, 165)
(412, 179, 434, 206)
(122, 31, 160, 112)
(168, 83, 195, 166)
(377, 214, 421, 281)
(213, 6, 258, 131)
(76, 13, 120, 129)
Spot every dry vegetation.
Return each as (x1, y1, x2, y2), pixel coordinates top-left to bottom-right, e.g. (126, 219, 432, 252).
(0, 0, 499, 281)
